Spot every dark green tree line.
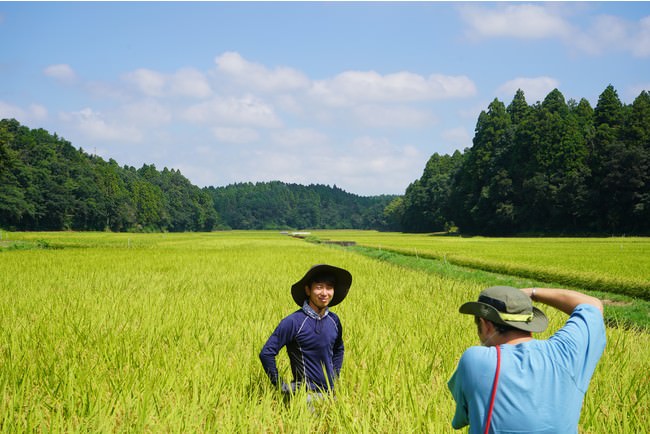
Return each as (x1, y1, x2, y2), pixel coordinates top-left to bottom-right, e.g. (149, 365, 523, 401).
(0, 118, 394, 232)
(0, 119, 218, 232)
(395, 85, 650, 235)
(5, 84, 647, 235)
(206, 182, 396, 230)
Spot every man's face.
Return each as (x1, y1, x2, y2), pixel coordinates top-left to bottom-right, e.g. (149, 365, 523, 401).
(305, 281, 335, 311)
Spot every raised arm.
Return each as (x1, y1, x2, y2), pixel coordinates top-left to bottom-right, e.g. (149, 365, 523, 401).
(521, 287, 603, 315)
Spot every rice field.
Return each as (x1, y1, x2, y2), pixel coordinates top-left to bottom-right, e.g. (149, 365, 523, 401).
(0, 231, 648, 432)
(311, 230, 650, 299)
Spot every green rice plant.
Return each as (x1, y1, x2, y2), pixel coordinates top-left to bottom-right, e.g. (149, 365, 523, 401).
(311, 230, 650, 299)
(348, 244, 650, 331)
(0, 231, 648, 432)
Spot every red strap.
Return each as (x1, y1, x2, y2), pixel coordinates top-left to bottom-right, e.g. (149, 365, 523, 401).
(484, 345, 501, 434)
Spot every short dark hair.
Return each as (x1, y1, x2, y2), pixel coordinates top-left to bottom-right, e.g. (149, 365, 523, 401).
(493, 322, 520, 334)
(310, 273, 336, 286)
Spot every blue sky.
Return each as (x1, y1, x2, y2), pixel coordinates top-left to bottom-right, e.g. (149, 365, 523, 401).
(2, 2, 649, 196)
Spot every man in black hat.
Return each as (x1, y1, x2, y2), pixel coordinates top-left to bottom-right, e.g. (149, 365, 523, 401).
(448, 286, 605, 433)
(259, 264, 352, 395)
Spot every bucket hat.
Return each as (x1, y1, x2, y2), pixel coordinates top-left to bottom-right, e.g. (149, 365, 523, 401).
(291, 264, 352, 307)
(459, 286, 548, 333)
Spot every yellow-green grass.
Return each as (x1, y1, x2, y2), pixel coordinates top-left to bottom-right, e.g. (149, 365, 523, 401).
(310, 230, 650, 300)
(0, 232, 648, 432)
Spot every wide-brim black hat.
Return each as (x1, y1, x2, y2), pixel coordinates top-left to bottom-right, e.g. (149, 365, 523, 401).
(459, 286, 548, 333)
(291, 264, 352, 307)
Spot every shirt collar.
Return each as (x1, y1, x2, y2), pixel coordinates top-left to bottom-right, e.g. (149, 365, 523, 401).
(302, 300, 329, 319)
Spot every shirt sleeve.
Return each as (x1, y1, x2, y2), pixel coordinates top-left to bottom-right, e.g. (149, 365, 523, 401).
(547, 303, 606, 392)
(447, 346, 497, 430)
(447, 351, 471, 429)
(332, 316, 344, 376)
(259, 316, 296, 386)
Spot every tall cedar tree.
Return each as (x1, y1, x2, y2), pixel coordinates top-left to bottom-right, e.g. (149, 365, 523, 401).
(404, 85, 649, 235)
(448, 99, 515, 235)
(400, 151, 464, 232)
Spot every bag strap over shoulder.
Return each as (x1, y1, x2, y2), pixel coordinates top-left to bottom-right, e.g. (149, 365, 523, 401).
(484, 345, 501, 434)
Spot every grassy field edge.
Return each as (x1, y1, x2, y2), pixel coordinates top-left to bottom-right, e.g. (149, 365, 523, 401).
(334, 243, 650, 332)
(360, 244, 650, 300)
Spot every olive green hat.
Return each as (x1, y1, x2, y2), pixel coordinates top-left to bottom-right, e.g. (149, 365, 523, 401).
(459, 286, 548, 333)
(291, 264, 352, 307)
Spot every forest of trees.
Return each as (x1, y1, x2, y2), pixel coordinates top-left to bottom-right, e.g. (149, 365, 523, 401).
(0, 118, 393, 232)
(207, 182, 396, 230)
(0, 118, 219, 232)
(390, 85, 650, 235)
(2, 85, 648, 235)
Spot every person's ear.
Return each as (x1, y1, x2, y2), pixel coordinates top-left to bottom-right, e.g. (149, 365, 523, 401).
(481, 318, 495, 333)
(304, 284, 311, 296)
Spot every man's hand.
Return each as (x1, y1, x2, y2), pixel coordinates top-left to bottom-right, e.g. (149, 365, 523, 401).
(521, 287, 603, 315)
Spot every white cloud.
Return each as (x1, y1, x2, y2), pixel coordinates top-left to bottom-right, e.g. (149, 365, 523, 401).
(573, 14, 633, 56)
(582, 14, 650, 58)
(633, 16, 650, 57)
(497, 76, 560, 103)
(43, 64, 77, 83)
(460, 4, 572, 39)
(121, 100, 172, 126)
(59, 108, 142, 143)
(310, 71, 476, 106)
(274, 94, 304, 116)
(214, 52, 477, 112)
(459, 102, 490, 121)
(334, 137, 423, 194)
(30, 104, 48, 120)
(121, 67, 211, 99)
(228, 135, 423, 195)
(212, 127, 260, 144)
(0, 101, 24, 119)
(42, 65, 209, 102)
(122, 68, 166, 97)
(459, 4, 650, 58)
(442, 127, 472, 148)
(182, 95, 282, 128)
(0, 101, 48, 122)
(172, 162, 219, 188)
(627, 83, 650, 101)
(316, 137, 420, 188)
(215, 51, 310, 93)
(85, 80, 130, 101)
(270, 128, 328, 148)
(352, 105, 437, 128)
(595, 15, 629, 45)
(242, 152, 305, 185)
(169, 68, 212, 98)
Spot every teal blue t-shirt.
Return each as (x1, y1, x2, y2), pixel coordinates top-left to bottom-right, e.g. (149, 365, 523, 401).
(447, 304, 606, 433)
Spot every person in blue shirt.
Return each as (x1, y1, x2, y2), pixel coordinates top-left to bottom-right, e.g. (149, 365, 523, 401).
(448, 286, 606, 433)
(259, 264, 352, 395)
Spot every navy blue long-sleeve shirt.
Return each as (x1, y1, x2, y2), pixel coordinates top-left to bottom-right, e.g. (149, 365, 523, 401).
(259, 302, 344, 391)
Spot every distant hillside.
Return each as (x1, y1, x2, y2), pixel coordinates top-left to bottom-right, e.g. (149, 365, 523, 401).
(0, 119, 397, 232)
(0, 119, 219, 232)
(206, 182, 397, 230)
